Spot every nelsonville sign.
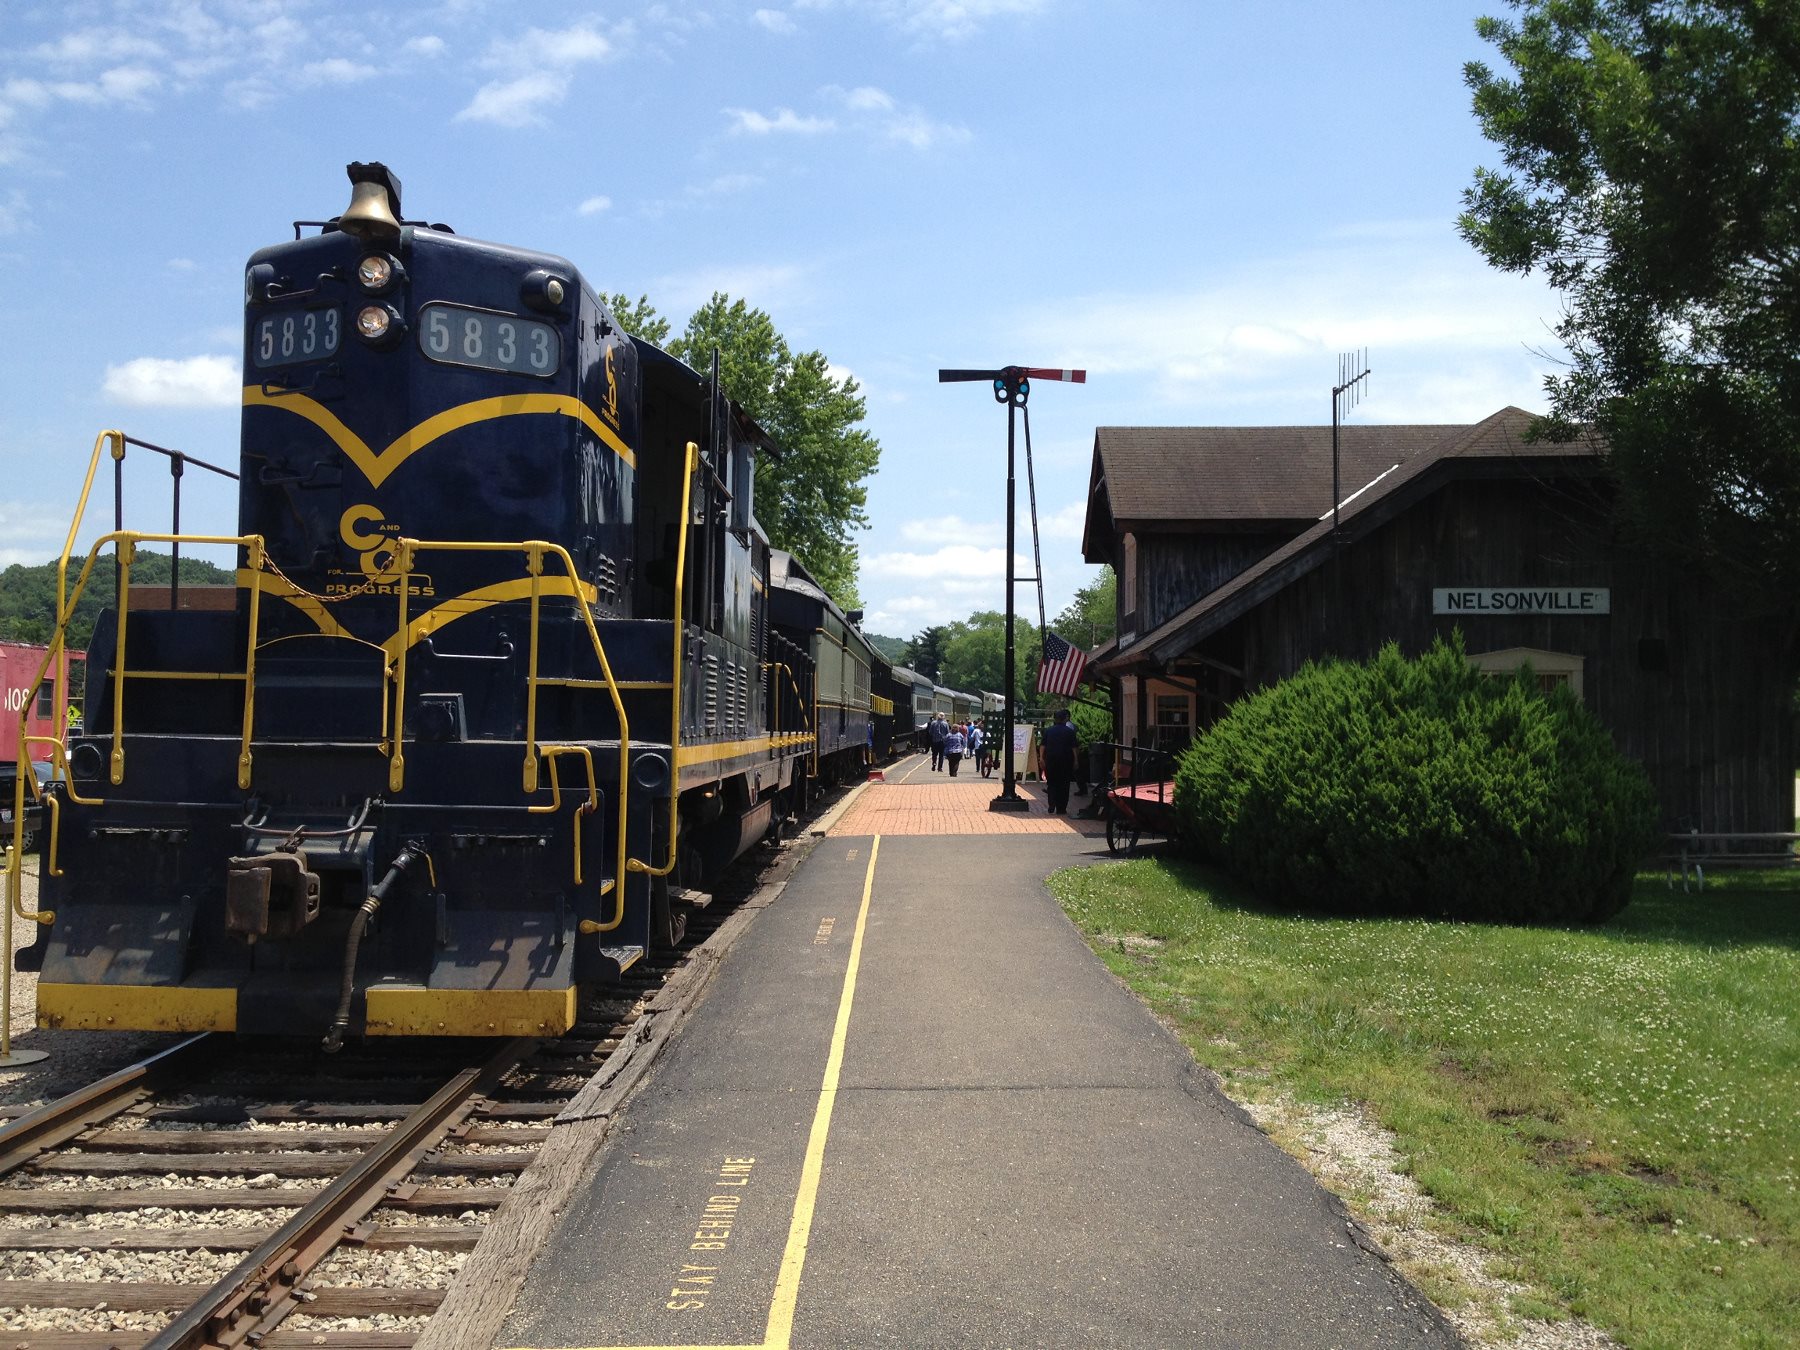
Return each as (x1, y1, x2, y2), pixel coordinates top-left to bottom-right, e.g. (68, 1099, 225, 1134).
(1432, 587, 1611, 616)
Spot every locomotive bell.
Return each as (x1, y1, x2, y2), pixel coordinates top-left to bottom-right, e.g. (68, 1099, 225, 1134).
(339, 161, 403, 244)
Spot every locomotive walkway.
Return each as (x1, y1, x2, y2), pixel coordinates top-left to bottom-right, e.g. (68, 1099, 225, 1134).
(486, 753, 1457, 1349)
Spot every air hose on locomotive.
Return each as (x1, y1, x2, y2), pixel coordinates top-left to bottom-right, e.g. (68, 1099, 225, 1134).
(323, 841, 429, 1053)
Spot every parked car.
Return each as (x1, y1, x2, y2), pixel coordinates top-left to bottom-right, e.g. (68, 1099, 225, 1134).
(0, 761, 52, 852)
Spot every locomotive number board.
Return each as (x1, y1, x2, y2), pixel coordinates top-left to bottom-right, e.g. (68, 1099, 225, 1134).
(252, 308, 341, 368)
(420, 302, 560, 377)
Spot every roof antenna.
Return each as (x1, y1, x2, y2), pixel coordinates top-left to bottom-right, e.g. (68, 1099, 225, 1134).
(1331, 348, 1371, 534)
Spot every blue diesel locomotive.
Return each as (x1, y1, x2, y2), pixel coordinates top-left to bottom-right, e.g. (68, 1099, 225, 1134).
(13, 163, 827, 1043)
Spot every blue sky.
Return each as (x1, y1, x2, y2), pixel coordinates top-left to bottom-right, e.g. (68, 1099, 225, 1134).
(0, 0, 1562, 642)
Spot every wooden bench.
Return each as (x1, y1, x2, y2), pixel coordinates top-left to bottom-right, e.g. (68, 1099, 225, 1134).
(1666, 831, 1800, 891)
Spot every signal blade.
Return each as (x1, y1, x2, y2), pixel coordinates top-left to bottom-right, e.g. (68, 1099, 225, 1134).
(937, 369, 1003, 382)
(1022, 368, 1086, 383)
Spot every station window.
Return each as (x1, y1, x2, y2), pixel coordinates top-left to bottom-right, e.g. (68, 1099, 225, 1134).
(1467, 647, 1584, 700)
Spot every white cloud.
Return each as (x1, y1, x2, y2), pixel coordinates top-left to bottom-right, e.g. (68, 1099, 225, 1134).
(457, 72, 570, 127)
(753, 9, 797, 33)
(165, 257, 200, 272)
(404, 35, 448, 58)
(483, 22, 615, 71)
(578, 195, 613, 216)
(837, 85, 894, 112)
(881, 109, 969, 150)
(102, 356, 239, 409)
(0, 189, 26, 237)
(867, 0, 1050, 41)
(1004, 228, 1564, 421)
(863, 541, 1026, 584)
(726, 107, 834, 135)
(899, 515, 998, 546)
(657, 262, 806, 313)
(3, 65, 161, 109)
(1038, 499, 1088, 541)
(32, 29, 165, 67)
(821, 85, 967, 150)
(302, 58, 379, 85)
(638, 174, 763, 220)
(0, 500, 69, 567)
(456, 23, 620, 126)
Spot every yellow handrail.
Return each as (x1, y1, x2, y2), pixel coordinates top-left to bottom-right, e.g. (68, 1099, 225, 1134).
(21, 426, 697, 948)
(532, 745, 599, 886)
(392, 537, 633, 931)
(627, 441, 697, 881)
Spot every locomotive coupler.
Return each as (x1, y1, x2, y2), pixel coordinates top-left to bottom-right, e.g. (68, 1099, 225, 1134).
(225, 842, 320, 943)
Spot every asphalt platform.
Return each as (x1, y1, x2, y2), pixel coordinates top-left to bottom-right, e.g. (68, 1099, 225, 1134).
(498, 752, 1458, 1349)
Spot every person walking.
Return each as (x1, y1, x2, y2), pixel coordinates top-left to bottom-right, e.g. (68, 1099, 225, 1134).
(967, 721, 984, 777)
(928, 713, 949, 771)
(1040, 708, 1079, 814)
(944, 723, 967, 776)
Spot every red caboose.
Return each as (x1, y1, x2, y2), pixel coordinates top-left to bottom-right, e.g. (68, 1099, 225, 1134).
(3, 641, 85, 762)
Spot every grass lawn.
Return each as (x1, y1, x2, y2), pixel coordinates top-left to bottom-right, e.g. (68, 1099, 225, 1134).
(1049, 859, 1798, 1350)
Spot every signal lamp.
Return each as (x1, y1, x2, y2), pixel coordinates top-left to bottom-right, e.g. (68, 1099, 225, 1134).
(521, 268, 571, 315)
(357, 254, 397, 292)
(355, 304, 404, 346)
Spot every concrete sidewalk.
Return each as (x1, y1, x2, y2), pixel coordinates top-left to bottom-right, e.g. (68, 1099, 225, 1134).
(499, 766, 1456, 1348)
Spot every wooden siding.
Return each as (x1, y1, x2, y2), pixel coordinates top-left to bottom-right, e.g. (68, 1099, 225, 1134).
(1231, 478, 1795, 833)
(1137, 532, 1289, 633)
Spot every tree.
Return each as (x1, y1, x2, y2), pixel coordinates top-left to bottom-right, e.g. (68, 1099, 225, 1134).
(1460, 1, 1800, 609)
(939, 610, 1037, 705)
(670, 295, 880, 608)
(605, 293, 671, 347)
(1051, 565, 1116, 651)
(905, 625, 949, 681)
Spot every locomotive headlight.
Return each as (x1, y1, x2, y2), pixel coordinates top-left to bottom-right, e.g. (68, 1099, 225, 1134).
(355, 303, 405, 348)
(355, 305, 392, 339)
(356, 254, 395, 291)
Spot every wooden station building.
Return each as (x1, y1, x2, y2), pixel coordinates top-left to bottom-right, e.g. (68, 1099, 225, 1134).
(1081, 406, 1794, 833)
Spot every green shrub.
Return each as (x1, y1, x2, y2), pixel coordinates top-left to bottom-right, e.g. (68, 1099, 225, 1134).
(1173, 635, 1658, 923)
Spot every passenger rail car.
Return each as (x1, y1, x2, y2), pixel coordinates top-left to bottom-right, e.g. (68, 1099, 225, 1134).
(766, 551, 876, 785)
(869, 656, 916, 759)
(7, 163, 814, 1042)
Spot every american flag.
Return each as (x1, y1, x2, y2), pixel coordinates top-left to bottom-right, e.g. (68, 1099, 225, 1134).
(1036, 630, 1089, 697)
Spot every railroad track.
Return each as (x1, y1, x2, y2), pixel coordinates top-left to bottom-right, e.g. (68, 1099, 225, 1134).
(0, 845, 770, 1350)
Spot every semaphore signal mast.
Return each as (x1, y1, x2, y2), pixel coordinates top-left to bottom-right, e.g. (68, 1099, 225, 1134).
(938, 365, 1086, 812)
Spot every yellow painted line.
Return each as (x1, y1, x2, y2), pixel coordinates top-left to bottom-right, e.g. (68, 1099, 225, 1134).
(763, 834, 878, 1347)
(244, 387, 636, 486)
(509, 837, 883, 1350)
(895, 752, 931, 784)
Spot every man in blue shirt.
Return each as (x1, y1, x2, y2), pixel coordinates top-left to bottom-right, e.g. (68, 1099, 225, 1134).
(1040, 708, 1079, 814)
(928, 713, 949, 771)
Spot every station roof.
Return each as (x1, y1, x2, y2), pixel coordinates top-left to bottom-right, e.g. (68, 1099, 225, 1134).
(1082, 422, 1471, 560)
(1096, 407, 1605, 673)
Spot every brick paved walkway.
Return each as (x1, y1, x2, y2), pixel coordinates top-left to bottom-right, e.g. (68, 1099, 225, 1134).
(830, 760, 1106, 837)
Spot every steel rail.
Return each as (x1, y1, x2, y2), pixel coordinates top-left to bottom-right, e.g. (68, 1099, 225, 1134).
(145, 1036, 535, 1350)
(0, 1034, 215, 1176)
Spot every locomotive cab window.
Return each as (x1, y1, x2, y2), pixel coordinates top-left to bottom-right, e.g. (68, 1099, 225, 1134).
(418, 302, 560, 377)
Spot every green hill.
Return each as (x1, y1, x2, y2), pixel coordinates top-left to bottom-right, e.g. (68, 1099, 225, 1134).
(864, 632, 909, 663)
(0, 551, 236, 651)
